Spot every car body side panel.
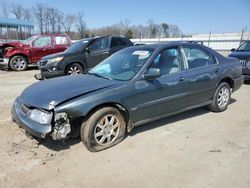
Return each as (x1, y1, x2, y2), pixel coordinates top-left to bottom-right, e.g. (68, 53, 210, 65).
(186, 64, 220, 106)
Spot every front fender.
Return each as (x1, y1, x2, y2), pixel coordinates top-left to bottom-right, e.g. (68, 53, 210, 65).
(54, 84, 131, 118)
(4, 47, 30, 59)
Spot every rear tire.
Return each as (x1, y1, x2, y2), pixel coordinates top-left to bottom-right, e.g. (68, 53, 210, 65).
(209, 82, 231, 112)
(65, 63, 83, 75)
(81, 107, 126, 152)
(9, 55, 28, 71)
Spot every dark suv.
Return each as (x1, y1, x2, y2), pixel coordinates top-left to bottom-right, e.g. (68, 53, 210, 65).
(229, 40, 250, 81)
(35, 35, 133, 79)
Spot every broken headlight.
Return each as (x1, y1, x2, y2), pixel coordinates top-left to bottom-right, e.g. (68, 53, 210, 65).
(29, 109, 52, 124)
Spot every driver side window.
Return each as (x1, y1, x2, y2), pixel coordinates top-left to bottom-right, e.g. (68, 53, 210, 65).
(89, 37, 109, 51)
(150, 47, 184, 76)
(33, 37, 52, 47)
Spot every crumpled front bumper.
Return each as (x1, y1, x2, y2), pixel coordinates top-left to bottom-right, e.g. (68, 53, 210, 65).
(11, 97, 52, 139)
(0, 58, 9, 69)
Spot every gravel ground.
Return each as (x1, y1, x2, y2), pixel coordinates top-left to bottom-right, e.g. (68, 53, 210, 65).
(0, 69, 250, 188)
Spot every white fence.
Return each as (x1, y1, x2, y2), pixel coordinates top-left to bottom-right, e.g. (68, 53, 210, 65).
(131, 32, 250, 56)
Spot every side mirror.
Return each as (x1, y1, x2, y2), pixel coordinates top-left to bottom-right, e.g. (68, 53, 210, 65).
(85, 47, 90, 54)
(231, 48, 236, 52)
(143, 68, 160, 80)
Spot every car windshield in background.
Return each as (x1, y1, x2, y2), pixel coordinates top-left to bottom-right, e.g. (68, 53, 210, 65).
(65, 40, 91, 53)
(22, 36, 38, 45)
(238, 41, 250, 51)
(89, 48, 154, 81)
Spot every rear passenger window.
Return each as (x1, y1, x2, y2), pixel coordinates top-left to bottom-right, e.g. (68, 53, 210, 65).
(183, 47, 214, 69)
(150, 48, 184, 75)
(55, 36, 68, 45)
(111, 38, 127, 48)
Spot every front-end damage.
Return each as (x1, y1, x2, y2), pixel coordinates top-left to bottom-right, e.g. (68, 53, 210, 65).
(51, 112, 71, 140)
(12, 98, 74, 141)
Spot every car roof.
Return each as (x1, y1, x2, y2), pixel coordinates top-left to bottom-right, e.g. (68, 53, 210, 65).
(126, 41, 205, 51)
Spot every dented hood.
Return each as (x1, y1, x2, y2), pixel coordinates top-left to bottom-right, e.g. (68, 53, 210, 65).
(20, 75, 118, 110)
(0, 41, 29, 48)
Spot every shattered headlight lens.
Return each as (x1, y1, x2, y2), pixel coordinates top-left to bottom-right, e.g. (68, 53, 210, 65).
(29, 109, 52, 124)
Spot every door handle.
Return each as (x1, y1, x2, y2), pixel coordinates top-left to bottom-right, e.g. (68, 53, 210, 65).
(215, 68, 219, 73)
(179, 77, 185, 82)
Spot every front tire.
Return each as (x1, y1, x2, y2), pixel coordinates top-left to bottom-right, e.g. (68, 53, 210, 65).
(65, 63, 83, 75)
(9, 56, 28, 71)
(209, 82, 231, 112)
(81, 107, 126, 152)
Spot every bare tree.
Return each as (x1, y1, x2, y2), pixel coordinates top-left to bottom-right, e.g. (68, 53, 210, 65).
(55, 10, 63, 33)
(33, 4, 46, 34)
(76, 11, 86, 39)
(62, 14, 76, 34)
(168, 25, 182, 37)
(10, 3, 23, 19)
(0, 0, 10, 17)
(47, 7, 58, 33)
(23, 8, 32, 21)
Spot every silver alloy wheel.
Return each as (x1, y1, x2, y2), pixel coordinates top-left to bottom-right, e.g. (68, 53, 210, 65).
(67, 66, 81, 75)
(94, 114, 120, 146)
(217, 87, 230, 109)
(12, 57, 26, 71)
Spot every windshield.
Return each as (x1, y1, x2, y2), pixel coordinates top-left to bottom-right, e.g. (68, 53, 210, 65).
(89, 48, 154, 81)
(65, 39, 91, 53)
(22, 36, 39, 45)
(238, 41, 250, 51)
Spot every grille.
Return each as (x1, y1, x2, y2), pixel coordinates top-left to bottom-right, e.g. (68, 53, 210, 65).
(239, 59, 247, 67)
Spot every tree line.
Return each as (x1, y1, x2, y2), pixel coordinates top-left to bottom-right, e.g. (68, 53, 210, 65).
(0, 1, 182, 39)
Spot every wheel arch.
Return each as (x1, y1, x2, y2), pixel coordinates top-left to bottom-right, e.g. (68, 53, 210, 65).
(218, 77, 234, 90)
(9, 53, 29, 65)
(84, 102, 132, 132)
(64, 62, 86, 74)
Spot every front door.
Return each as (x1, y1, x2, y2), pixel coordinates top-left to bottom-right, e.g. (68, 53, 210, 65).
(31, 36, 54, 63)
(86, 37, 110, 68)
(130, 47, 189, 124)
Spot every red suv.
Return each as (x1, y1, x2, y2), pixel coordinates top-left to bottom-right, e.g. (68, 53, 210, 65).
(0, 34, 71, 71)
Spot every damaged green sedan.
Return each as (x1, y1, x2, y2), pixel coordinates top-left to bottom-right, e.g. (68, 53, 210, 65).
(12, 42, 244, 152)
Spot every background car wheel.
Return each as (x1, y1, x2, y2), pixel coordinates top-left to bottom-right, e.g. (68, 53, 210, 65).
(66, 63, 83, 75)
(81, 107, 126, 152)
(9, 56, 28, 71)
(209, 82, 231, 112)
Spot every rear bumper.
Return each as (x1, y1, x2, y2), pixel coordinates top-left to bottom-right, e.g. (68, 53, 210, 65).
(232, 75, 244, 92)
(11, 97, 52, 139)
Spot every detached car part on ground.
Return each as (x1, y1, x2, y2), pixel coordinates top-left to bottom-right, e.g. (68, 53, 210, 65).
(0, 34, 71, 71)
(12, 42, 244, 152)
(35, 35, 133, 80)
(229, 40, 250, 81)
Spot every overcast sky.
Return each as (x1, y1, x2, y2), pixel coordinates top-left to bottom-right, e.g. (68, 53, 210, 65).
(9, 0, 250, 34)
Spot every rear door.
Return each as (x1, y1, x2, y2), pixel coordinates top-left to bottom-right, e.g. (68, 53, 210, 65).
(85, 37, 110, 67)
(31, 36, 54, 62)
(53, 35, 70, 52)
(182, 45, 220, 106)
